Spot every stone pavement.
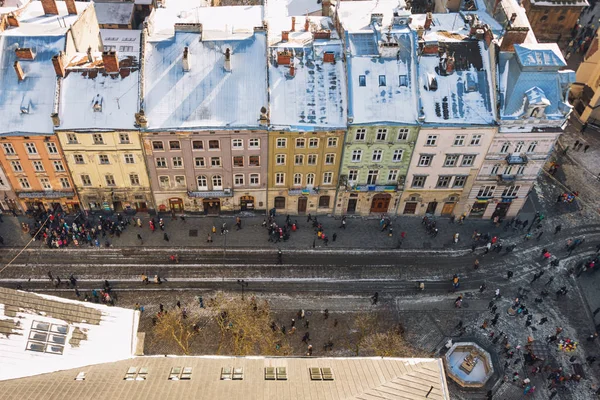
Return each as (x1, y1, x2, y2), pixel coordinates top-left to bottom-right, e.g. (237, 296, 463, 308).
(0, 209, 542, 251)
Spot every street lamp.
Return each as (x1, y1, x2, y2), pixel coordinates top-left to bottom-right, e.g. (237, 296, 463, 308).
(237, 279, 248, 300)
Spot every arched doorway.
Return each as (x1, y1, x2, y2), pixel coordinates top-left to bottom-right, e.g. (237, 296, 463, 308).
(370, 193, 391, 213)
(240, 195, 255, 211)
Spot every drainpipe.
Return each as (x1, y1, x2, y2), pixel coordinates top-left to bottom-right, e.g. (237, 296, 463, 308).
(331, 128, 347, 217)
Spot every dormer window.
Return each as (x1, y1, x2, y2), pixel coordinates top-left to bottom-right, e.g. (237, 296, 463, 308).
(399, 75, 408, 87)
(359, 75, 366, 87)
(378, 75, 386, 86)
(92, 94, 103, 112)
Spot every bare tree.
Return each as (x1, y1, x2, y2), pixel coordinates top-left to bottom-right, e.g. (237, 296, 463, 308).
(365, 328, 423, 357)
(152, 307, 200, 355)
(346, 313, 378, 356)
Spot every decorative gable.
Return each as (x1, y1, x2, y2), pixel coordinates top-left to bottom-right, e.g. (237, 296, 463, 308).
(523, 87, 550, 118)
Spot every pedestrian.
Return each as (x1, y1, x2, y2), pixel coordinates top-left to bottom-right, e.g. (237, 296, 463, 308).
(137, 233, 143, 244)
(307, 214, 312, 222)
(471, 243, 477, 253)
(291, 318, 295, 327)
(163, 232, 169, 241)
(474, 259, 480, 269)
(536, 231, 544, 241)
(507, 270, 513, 279)
(539, 317, 548, 325)
(491, 305, 498, 314)
(575, 140, 580, 149)
(593, 307, 600, 316)
(488, 300, 494, 309)
(554, 225, 561, 234)
(584, 144, 590, 153)
(304, 319, 309, 329)
(332, 233, 337, 242)
(485, 242, 491, 254)
(207, 233, 212, 243)
(47, 271, 53, 281)
(545, 276, 554, 286)
(479, 283, 486, 293)
(587, 332, 598, 342)
(176, 300, 181, 308)
(371, 292, 379, 305)
(323, 309, 329, 319)
(340, 217, 346, 229)
(494, 288, 500, 299)
(307, 344, 313, 356)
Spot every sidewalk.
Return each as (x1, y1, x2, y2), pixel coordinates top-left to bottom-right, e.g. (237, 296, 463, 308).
(0, 211, 540, 251)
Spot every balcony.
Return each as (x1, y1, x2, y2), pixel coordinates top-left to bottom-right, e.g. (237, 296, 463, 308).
(505, 153, 528, 165)
(497, 174, 516, 183)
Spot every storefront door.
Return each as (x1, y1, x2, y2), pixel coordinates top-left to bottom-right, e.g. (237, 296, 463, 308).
(370, 194, 391, 213)
(169, 198, 183, 212)
(470, 201, 488, 218)
(203, 199, 221, 215)
(494, 202, 511, 219)
(297, 197, 307, 214)
(347, 199, 357, 214)
(240, 196, 255, 211)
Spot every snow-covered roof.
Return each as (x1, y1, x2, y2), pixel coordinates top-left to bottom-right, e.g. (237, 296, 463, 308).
(268, 16, 346, 128)
(0, 34, 65, 135)
(57, 52, 139, 130)
(496, 0, 537, 45)
(1, 1, 91, 36)
(514, 43, 566, 67)
(0, 287, 138, 381)
(100, 29, 141, 56)
(94, 2, 134, 26)
(144, 6, 268, 130)
(528, 0, 587, 6)
(0, 0, 30, 15)
(286, 0, 321, 16)
(337, 0, 408, 32)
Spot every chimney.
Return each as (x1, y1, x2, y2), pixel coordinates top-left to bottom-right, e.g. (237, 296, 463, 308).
(500, 27, 529, 52)
(483, 26, 493, 47)
(51, 113, 60, 127)
(259, 106, 269, 125)
(182, 46, 191, 72)
(14, 60, 24, 81)
(304, 17, 309, 32)
(87, 46, 93, 63)
(52, 52, 66, 77)
(65, 0, 77, 15)
(102, 50, 120, 73)
(224, 48, 231, 72)
(7, 13, 19, 27)
(446, 53, 455, 74)
(15, 48, 34, 60)
(313, 30, 331, 40)
(281, 31, 289, 42)
(40, 0, 59, 15)
(475, 28, 485, 41)
(322, 0, 331, 17)
(289, 62, 295, 77)
(323, 52, 335, 63)
(135, 110, 148, 128)
(424, 12, 433, 30)
(291, 17, 296, 32)
(509, 13, 517, 25)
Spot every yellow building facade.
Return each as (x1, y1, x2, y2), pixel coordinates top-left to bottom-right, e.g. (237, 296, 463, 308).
(56, 130, 153, 213)
(267, 130, 345, 215)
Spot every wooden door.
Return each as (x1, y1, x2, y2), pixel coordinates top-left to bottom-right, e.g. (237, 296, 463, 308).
(441, 202, 455, 216)
(297, 197, 307, 214)
(370, 194, 391, 213)
(403, 202, 417, 214)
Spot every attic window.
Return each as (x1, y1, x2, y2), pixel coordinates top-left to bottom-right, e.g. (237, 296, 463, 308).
(26, 321, 68, 355)
(92, 94, 103, 112)
(124, 367, 148, 381)
(310, 367, 334, 381)
(426, 74, 438, 91)
(379, 75, 386, 86)
(168, 366, 192, 380)
(75, 372, 86, 381)
(265, 367, 287, 380)
(359, 75, 366, 87)
(399, 75, 408, 86)
(220, 367, 243, 380)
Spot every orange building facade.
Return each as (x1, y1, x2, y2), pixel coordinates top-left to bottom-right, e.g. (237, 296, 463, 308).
(521, 0, 588, 42)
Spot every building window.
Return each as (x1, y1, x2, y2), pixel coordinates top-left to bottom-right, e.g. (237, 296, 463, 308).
(234, 174, 244, 186)
(276, 138, 287, 148)
(470, 135, 482, 146)
(296, 138, 305, 148)
(527, 141, 537, 153)
(92, 134, 104, 145)
(502, 186, 520, 197)
(306, 173, 315, 186)
(124, 154, 135, 164)
(359, 75, 366, 86)
(442, 154, 458, 167)
(500, 142, 510, 153)
(293, 173, 302, 186)
(411, 175, 426, 188)
(81, 175, 92, 186)
(19, 178, 30, 189)
(504, 166, 513, 175)
(119, 133, 130, 144)
(274, 196, 286, 209)
(172, 157, 183, 168)
(159, 176, 170, 189)
(174, 176, 186, 187)
(309, 138, 319, 148)
(295, 155, 304, 165)
(195, 157, 205, 168)
(540, 15, 548, 21)
(514, 141, 524, 152)
(11, 161, 23, 172)
(53, 161, 65, 172)
(249, 156, 260, 167)
(65, 134, 78, 144)
(211, 157, 221, 167)
(461, 155, 476, 167)
(490, 164, 500, 175)
(119, 45, 134, 52)
(399, 75, 408, 86)
(130, 174, 140, 186)
(376, 129, 387, 141)
(436, 176, 451, 188)
(425, 135, 438, 146)
(212, 175, 223, 190)
(232, 139, 243, 149)
(32, 160, 44, 171)
(355, 129, 366, 141)
(392, 149, 403, 162)
(73, 155, 84, 164)
(327, 137, 338, 147)
(2, 143, 15, 154)
(46, 142, 58, 154)
(249, 138, 260, 148)
(453, 135, 466, 146)
(275, 173, 285, 185)
(233, 156, 244, 167)
(325, 154, 335, 165)
(397, 129, 409, 141)
(39, 177, 52, 190)
(319, 196, 330, 208)
(60, 177, 70, 188)
(366, 170, 378, 185)
(99, 155, 110, 165)
(197, 175, 208, 190)
(348, 170, 358, 182)
(307, 154, 317, 165)
(378, 75, 386, 86)
(169, 141, 181, 150)
(192, 140, 203, 150)
(517, 165, 525, 175)
(323, 172, 333, 185)
(208, 140, 220, 150)
(372, 149, 383, 162)
(25, 142, 37, 154)
(152, 141, 164, 150)
(477, 185, 495, 197)
(351, 150, 362, 162)
(249, 174, 259, 185)
(156, 157, 167, 168)
(105, 175, 116, 186)
(388, 169, 398, 182)
(276, 154, 286, 165)
(418, 155, 433, 167)
(453, 176, 467, 188)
